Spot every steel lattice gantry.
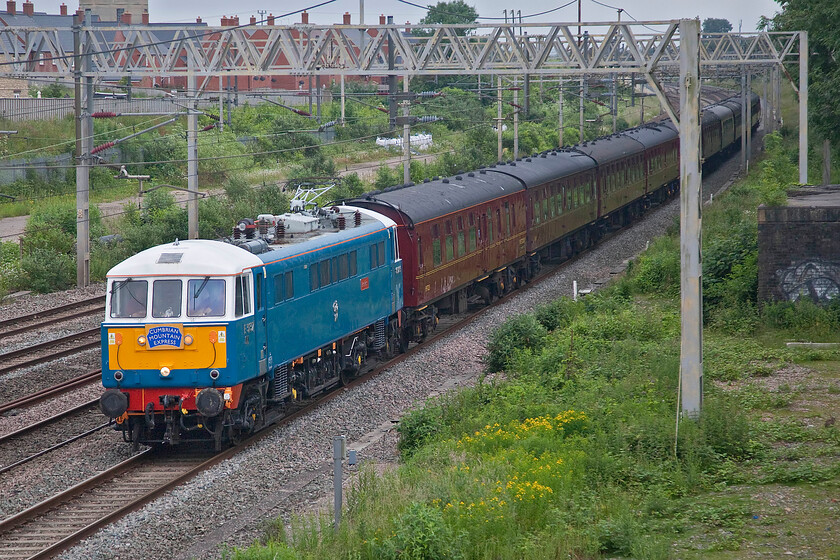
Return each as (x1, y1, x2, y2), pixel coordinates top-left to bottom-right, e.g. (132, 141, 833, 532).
(0, 22, 802, 77)
(0, 20, 808, 419)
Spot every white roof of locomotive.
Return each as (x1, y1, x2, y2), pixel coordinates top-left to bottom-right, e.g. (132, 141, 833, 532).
(106, 239, 262, 278)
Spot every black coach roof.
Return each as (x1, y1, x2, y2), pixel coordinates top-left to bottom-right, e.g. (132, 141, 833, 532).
(351, 171, 524, 224)
(623, 123, 679, 149)
(488, 151, 595, 186)
(575, 134, 644, 164)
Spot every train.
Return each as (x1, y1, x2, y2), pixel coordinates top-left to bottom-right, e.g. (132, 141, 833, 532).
(99, 92, 761, 450)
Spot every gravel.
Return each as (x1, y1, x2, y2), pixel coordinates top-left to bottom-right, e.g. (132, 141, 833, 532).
(0, 135, 760, 559)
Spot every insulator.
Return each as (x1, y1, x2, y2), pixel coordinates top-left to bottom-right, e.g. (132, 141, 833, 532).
(207, 113, 220, 121)
(200, 124, 216, 132)
(293, 108, 312, 117)
(233, 227, 241, 240)
(318, 120, 337, 131)
(91, 111, 117, 118)
(354, 210, 361, 227)
(376, 107, 389, 113)
(257, 219, 269, 235)
(416, 116, 441, 124)
(418, 91, 442, 98)
(90, 141, 115, 155)
(337, 215, 346, 230)
(275, 222, 285, 239)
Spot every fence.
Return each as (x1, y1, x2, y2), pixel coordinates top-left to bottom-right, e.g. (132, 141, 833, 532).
(0, 90, 333, 122)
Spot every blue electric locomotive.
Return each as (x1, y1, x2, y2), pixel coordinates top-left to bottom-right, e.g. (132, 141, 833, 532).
(100, 203, 402, 449)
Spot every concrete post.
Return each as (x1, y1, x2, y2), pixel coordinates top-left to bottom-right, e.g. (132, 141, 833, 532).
(746, 69, 752, 173)
(333, 435, 345, 531)
(340, 74, 345, 125)
(679, 18, 703, 418)
(497, 76, 503, 161)
(187, 55, 199, 239)
(75, 16, 91, 287)
(558, 76, 563, 147)
(799, 31, 808, 184)
(823, 139, 831, 186)
(513, 78, 519, 158)
(579, 75, 585, 143)
(403, 75, 410, 185)
(741, 66, 747, 173)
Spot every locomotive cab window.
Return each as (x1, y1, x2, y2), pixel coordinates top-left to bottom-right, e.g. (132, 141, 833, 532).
(109, 279, 148, 318)
(234, 275, 251, 317)
(188, 278, 226, 317)
(152, 279, 182, 318)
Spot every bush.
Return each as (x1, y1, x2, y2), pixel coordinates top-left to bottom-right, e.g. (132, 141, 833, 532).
(534, 297, 582, 332)
(20, 247, 75, 293)
(0, 241, 22, 295)
(372, 502, 462, 560)
(486, 314, 547, 372)
(397, 403, 444, 459)
(629, 236, 680, 295)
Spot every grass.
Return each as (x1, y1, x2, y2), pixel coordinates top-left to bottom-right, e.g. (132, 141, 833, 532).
(223, 80, 840, 558)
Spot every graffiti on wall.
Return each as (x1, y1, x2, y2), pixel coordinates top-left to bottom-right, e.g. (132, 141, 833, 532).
(776, 260, 840, 302)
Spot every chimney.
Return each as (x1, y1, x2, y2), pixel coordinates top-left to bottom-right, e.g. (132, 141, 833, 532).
(75, 7, 83, 20)
(267, 13, 274, 25)
(141, 10, 148, 24)
(220, 16, 227, 26)
(249, 15, 256, 25)
(379, 14, 386, 25)
(343, 12, 351, 25)
(231, 15, 239, 25)
(6, 1, 15, 15)
(22, 1, 32, 16)
(406, 21, 411, 33)
(196, 16, 202, 23)
(301, 10, 308, 24)
(59, 3, 66, 15)
(120, 11, 131, 24)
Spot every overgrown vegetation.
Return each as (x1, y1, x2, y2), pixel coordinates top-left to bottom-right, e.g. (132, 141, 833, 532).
(228, 89, 840, 559)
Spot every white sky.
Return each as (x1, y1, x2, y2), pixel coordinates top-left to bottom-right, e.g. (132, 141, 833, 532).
(31, 0, 781, 31)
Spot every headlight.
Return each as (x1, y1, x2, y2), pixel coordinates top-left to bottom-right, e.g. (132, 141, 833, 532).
(160, 366, 171, 377)
(137, 335, 146, 346)
(184, 334, 194, 346)
(209, 369, 220, 380)
(113, 370, 124, 382)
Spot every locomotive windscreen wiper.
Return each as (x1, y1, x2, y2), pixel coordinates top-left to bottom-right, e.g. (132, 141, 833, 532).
(193, 276, 210, 299)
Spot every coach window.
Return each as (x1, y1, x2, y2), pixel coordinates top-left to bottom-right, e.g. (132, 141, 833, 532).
(533, 200, 539, 224)
(188, 278, 226, 317)
(487, 209, 494, 242)
(505, 202, 512, 234)
(457, 230, 466, 256)
(469, 226, 477, 252)
(496, 209, 503, 238)
(152, 279, 182, 318)
(110, 279, 148, 318)
(418, 238, 425, 268)
(445, 234, 454, 261)
(433, 238, 442, 266)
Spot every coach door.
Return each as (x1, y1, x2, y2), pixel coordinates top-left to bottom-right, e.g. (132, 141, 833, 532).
(253, 270, 268, 375)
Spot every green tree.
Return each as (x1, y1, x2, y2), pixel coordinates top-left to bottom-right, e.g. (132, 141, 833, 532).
(416, 1, 479, 36)
(702, 18, 733, 34)
(762, 0, 840, 146)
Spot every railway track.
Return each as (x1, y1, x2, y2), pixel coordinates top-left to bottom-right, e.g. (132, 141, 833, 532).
(0, 329, 100, 377)
(0, 296, 105, 341)
(0, 243, 585, 559)
(0, 370, 101, 415)
(0, 400, 105, 476)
